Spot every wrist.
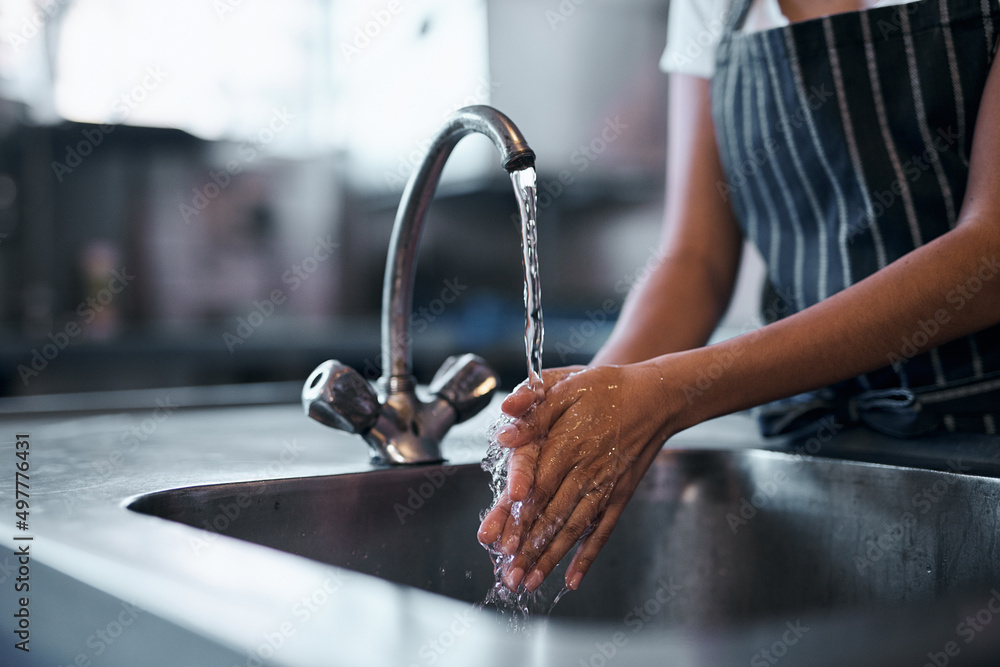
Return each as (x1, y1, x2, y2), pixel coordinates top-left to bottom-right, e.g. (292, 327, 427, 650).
(621, 358, 689, 446)
(645, 343, 745, 433)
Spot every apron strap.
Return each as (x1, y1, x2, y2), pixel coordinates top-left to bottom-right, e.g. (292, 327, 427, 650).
(723, 0, 757, 34)
(758, 372, 1000, 439)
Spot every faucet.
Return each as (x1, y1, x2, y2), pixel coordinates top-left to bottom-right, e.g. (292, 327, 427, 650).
(302, 105, 536, 465)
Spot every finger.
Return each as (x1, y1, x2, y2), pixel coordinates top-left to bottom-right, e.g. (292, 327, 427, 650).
(499, 497, 534, 589)
(506, 441, 538, 502)
(505, 366, 582, 411)
(503, 398, 589, 458)
(501, 383, 541, 417)
(498, 404, 595, 531)
(493, 421, 532, 448)
(496, 495, 526, 558)
(493, 405, 548, 449)
(520, 490, 609, 593)
(565, 497, 630, 590)
(506, 475, 608, 589)
(502, 367, 585, 423)
(560, 445, 660, 589)
(500, 372, 592, 450)
(499, 454, 568, 550)
(477, 489, 512, 545)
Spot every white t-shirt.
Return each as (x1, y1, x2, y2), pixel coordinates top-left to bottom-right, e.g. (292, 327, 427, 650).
(661, 0, 921, 78)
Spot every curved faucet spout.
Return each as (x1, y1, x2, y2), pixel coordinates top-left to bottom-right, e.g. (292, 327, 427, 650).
(303, 105, 536, 464)
(383, 105, 535, 387)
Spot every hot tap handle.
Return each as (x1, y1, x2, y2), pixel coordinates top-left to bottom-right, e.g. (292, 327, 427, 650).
(429, 353, 499, 423)
(302, 360, 380, 434)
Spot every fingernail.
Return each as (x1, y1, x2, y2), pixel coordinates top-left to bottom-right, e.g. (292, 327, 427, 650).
(502, 531, 519, 555)
(524, 570, 544, 592)
(505, 567, 524, 590)
(496, 424, 518, 445)
(567, 572, 583, 590)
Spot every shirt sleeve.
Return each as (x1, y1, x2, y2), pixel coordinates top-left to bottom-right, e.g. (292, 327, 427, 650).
(660, 0, 730, 79)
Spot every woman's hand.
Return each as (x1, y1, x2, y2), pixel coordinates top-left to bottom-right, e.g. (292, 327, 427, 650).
(477, 362, 681, 593)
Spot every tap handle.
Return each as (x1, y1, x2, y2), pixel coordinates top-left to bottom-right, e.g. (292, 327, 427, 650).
(302, 360, 380, 434)
(429, 353, 499, 423)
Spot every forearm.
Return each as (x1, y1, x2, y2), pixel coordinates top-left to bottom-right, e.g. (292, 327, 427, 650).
(594, 73, 743, 366)
(661, 220, 1000, 432)
(592, 252, 735, 365)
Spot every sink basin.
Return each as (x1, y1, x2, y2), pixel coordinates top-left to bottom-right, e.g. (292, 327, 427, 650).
(128, 447, 1000, 630)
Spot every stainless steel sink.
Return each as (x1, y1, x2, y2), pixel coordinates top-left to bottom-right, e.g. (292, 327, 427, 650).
(128, 447, 1000, 630)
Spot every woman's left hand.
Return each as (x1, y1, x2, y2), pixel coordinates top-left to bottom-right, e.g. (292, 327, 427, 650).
(477, 361, 682, 593)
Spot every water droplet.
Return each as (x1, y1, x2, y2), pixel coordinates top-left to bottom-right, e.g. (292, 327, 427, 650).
(548, 586, 571, 613)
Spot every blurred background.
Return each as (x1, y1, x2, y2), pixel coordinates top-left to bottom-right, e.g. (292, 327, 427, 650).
(0, 0, 761, 401)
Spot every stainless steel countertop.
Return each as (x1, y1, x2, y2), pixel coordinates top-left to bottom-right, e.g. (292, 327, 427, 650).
(2, 397, 999, 666)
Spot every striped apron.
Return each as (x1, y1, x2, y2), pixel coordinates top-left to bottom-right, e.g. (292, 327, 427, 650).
(710, 0, 1000, 437)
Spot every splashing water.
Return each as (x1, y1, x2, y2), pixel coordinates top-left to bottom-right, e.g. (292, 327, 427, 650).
(475, 166, 565, 630)
(478, 417, 527, 629)
(479, 418, 568, 630)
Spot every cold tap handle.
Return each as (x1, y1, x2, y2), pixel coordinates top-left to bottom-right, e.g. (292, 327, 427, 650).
(302, 360, 381, 434)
